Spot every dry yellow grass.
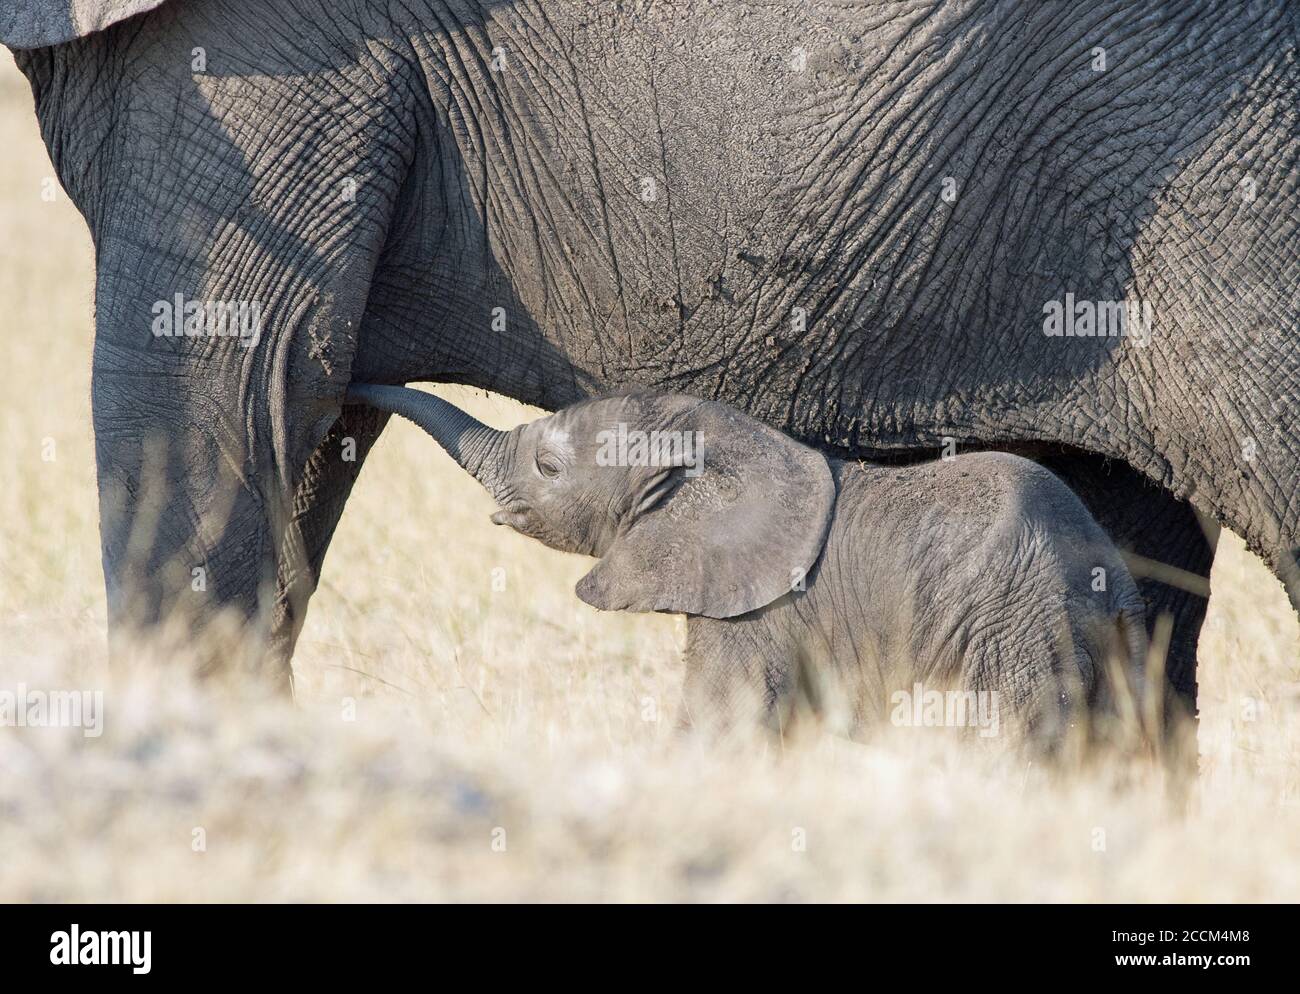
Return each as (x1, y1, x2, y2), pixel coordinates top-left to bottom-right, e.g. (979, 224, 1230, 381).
(1, 50, 1297, 901)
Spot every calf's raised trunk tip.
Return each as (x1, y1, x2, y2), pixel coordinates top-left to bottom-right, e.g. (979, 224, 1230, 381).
(344, 383, 510, 497)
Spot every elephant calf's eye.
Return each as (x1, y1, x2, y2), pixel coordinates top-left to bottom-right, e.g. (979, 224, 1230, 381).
(536, 454, 562, 479)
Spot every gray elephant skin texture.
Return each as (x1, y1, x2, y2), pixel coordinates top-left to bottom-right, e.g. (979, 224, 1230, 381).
(5, 2, 1296, 705)
(348, 383, 1150, 741)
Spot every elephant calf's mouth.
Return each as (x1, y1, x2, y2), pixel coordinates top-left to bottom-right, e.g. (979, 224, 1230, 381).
(490, 505, 532, 530)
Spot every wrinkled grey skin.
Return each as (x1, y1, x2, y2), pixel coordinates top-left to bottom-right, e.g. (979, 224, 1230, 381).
(5, 2, 1297, 704)
(351, 384, 1149, 740)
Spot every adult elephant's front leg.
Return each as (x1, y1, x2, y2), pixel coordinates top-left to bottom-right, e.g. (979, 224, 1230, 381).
(91, 349, 278, 658)
(267, 403, 390, 668)
(44, 17, 418, 682)
(91, 264, 382, 686)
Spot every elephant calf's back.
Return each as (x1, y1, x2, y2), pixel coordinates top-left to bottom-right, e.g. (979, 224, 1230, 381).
(802, 455, 1146, 734)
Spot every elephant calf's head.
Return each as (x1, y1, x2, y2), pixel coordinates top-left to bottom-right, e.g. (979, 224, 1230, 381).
(346, 385, 836, 619)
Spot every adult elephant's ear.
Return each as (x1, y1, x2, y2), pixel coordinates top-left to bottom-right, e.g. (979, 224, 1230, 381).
(576, 396, 835, 619)
(2, 1, 172, 49)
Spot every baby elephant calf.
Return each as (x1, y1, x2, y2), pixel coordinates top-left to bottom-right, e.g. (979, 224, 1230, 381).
(349, 385, 1148, 744)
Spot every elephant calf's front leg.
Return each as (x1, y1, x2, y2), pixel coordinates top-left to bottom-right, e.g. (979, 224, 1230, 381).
(679, 617, 801, 736)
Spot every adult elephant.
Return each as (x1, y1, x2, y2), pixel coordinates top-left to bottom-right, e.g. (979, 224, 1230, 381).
(5, 1, 1296, 706)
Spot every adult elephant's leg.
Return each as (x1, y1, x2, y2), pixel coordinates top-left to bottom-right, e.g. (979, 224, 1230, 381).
(267, 405, 390, 672)
(91, 222, 386, 687)
(24, 14, 417, 681)
(1031, 450, 1217, 715)
(1114, 18, 1300, 635)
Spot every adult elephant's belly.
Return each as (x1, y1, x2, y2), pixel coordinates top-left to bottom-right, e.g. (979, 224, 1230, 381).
(357, 0, 1296, 611)
(398, 2, 1268, 463)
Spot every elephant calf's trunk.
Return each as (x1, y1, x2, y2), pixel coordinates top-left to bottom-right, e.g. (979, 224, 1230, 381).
(345, 383, 511, 498)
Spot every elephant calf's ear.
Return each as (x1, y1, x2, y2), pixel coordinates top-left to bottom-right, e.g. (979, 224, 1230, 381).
(575, 398, 835, 619)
